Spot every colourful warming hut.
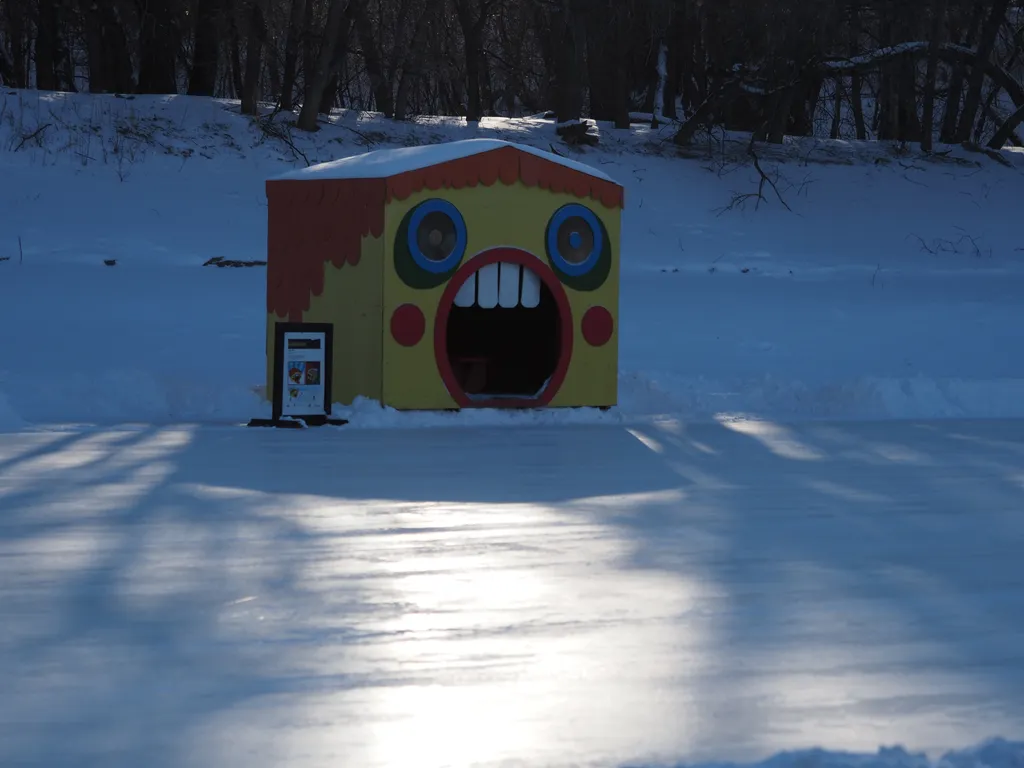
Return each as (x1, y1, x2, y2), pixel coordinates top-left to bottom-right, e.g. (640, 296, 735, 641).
(265, 138, 624, 411)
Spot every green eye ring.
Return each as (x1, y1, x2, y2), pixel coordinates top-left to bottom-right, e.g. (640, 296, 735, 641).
(545, 204, 611, 292)
(395, 199, 466, 289)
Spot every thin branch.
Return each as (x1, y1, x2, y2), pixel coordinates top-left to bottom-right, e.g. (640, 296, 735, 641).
(747, 134, 792, 212)
(14, 123, 51, 151)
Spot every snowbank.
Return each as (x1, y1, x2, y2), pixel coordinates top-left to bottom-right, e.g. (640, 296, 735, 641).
(2, 91, 1024, 428)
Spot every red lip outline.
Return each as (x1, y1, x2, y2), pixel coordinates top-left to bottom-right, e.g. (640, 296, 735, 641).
(434, 247, 574, 408)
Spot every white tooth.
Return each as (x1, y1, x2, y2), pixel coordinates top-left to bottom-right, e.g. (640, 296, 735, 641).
(520, 267, 541, 308)
(476, 263, 499, 308)
(498, 263, 521, 308)
(454, 272, 476, 307)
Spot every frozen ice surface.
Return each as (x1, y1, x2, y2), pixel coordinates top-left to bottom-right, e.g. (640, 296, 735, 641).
(1, 420, 1023, 767)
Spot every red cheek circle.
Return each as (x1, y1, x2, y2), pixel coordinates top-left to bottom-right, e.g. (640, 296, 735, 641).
(581, 306, 614, 347)
(391, 303, 425, 347)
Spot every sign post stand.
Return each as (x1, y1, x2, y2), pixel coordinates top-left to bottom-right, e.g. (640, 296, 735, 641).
(248, 322, 348, 428)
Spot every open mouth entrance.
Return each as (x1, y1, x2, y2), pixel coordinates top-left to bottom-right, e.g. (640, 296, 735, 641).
(435, 249, 574, 408)
(446, 265, 560, 399)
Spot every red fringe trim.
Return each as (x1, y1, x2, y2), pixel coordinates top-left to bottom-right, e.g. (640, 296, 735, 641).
(266, 178, 386, 320)
(386, 146, 624, 209)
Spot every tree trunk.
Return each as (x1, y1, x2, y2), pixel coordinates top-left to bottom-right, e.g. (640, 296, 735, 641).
(662, 2, 685, 120)
(955, 0, 1012, 142)
(229, 19, 244, 98)
(394, 0, 438, 121)
(480, 46, 496, 114)
(297, 0, 350, 130)
(3, 0, 28, 87)
(527, 1, 555, 110)
(138, 0, 180, 94)
(886, 72, 900, 139)
(830, 77, 843, 139)
(874, 13, 898, 141)
(352, 0, 393, 117)
(35, 0, 60, 90)
(979, 38, 1023, 145)
(610, 24, 630, 129)
(846, 0, 866, 138)
(0, 49, 13, 88)
(463, 24, 484, 122)
(279, 0, 306, 110)
(553, 1, 584, 124)
(80, 0, 106, 91)
(302, 0, 315, 100)
(897, 59, 922, 141)
(240, 0, 267, 114)
(850, 73, 866, 138)
(79, 0, 134, 93)
(267, 46, 281, 100)
(593, 0, 630, 129)
(766, 85, 799, 143)
(921, 0, 948, 151)
(875, 68, 896, 139)
(584, 4, 609, 120)
(454, 0, 490, 122)
(58, 31, 75, 91)
(942, 0, 986, 142)
(794, 75, 822, 137)
(318, 75, 337, 114)
(393, 69, 414, 121)
(188, 0, 222, 96)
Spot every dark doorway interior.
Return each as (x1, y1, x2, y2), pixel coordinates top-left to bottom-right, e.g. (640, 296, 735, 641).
(446, 283, 561, 398)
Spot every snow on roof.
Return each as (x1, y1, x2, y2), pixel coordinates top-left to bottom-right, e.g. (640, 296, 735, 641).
(272, 138, 616, 184)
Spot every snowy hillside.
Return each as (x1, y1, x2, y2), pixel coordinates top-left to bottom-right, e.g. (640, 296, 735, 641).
(2, 90, 1024, 428)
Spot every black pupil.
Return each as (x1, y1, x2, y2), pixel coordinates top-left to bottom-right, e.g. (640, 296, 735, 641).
(418, 211, 455, 261)
(557, 216, 593, 264)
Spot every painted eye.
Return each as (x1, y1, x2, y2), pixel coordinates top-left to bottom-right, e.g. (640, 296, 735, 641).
(546, 204, 602, 276)
(407, 199, 466, 273)
(395, 199, 467, 289)
(544, 203, 611, 292)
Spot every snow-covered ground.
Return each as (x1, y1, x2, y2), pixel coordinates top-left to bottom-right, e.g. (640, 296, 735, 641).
(1, 92, 1023, 767)
(1, 419, 1023, 767)
(1, 90, 1024, 427)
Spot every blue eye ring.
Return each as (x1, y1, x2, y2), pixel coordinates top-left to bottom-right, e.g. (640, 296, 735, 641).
(546, 204, 603, 276)
(407, 199, 467, 274)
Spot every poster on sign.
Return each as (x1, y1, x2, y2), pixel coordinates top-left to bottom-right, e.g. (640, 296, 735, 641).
(249, 322, 340, 428)
(281, 330, 327, 417)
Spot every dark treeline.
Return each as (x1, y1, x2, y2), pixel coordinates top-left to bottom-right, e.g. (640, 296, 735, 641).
(0, 0, 1022, 149)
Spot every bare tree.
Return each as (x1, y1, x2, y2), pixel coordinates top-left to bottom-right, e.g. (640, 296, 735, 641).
(79, 0, 135, 93)
(955, 0, 1012, 141)
(453, 0, 498, 122)
(297, 0, 351, 129)
(279, 0, 307, 109)
(138, 0, 182, 93)
(188, 0, 224, 96)
(921, 0, 949, 150)
(241, 0, 269, 114)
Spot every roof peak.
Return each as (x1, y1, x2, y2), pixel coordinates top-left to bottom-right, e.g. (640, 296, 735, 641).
(270, 138, 617, 185)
